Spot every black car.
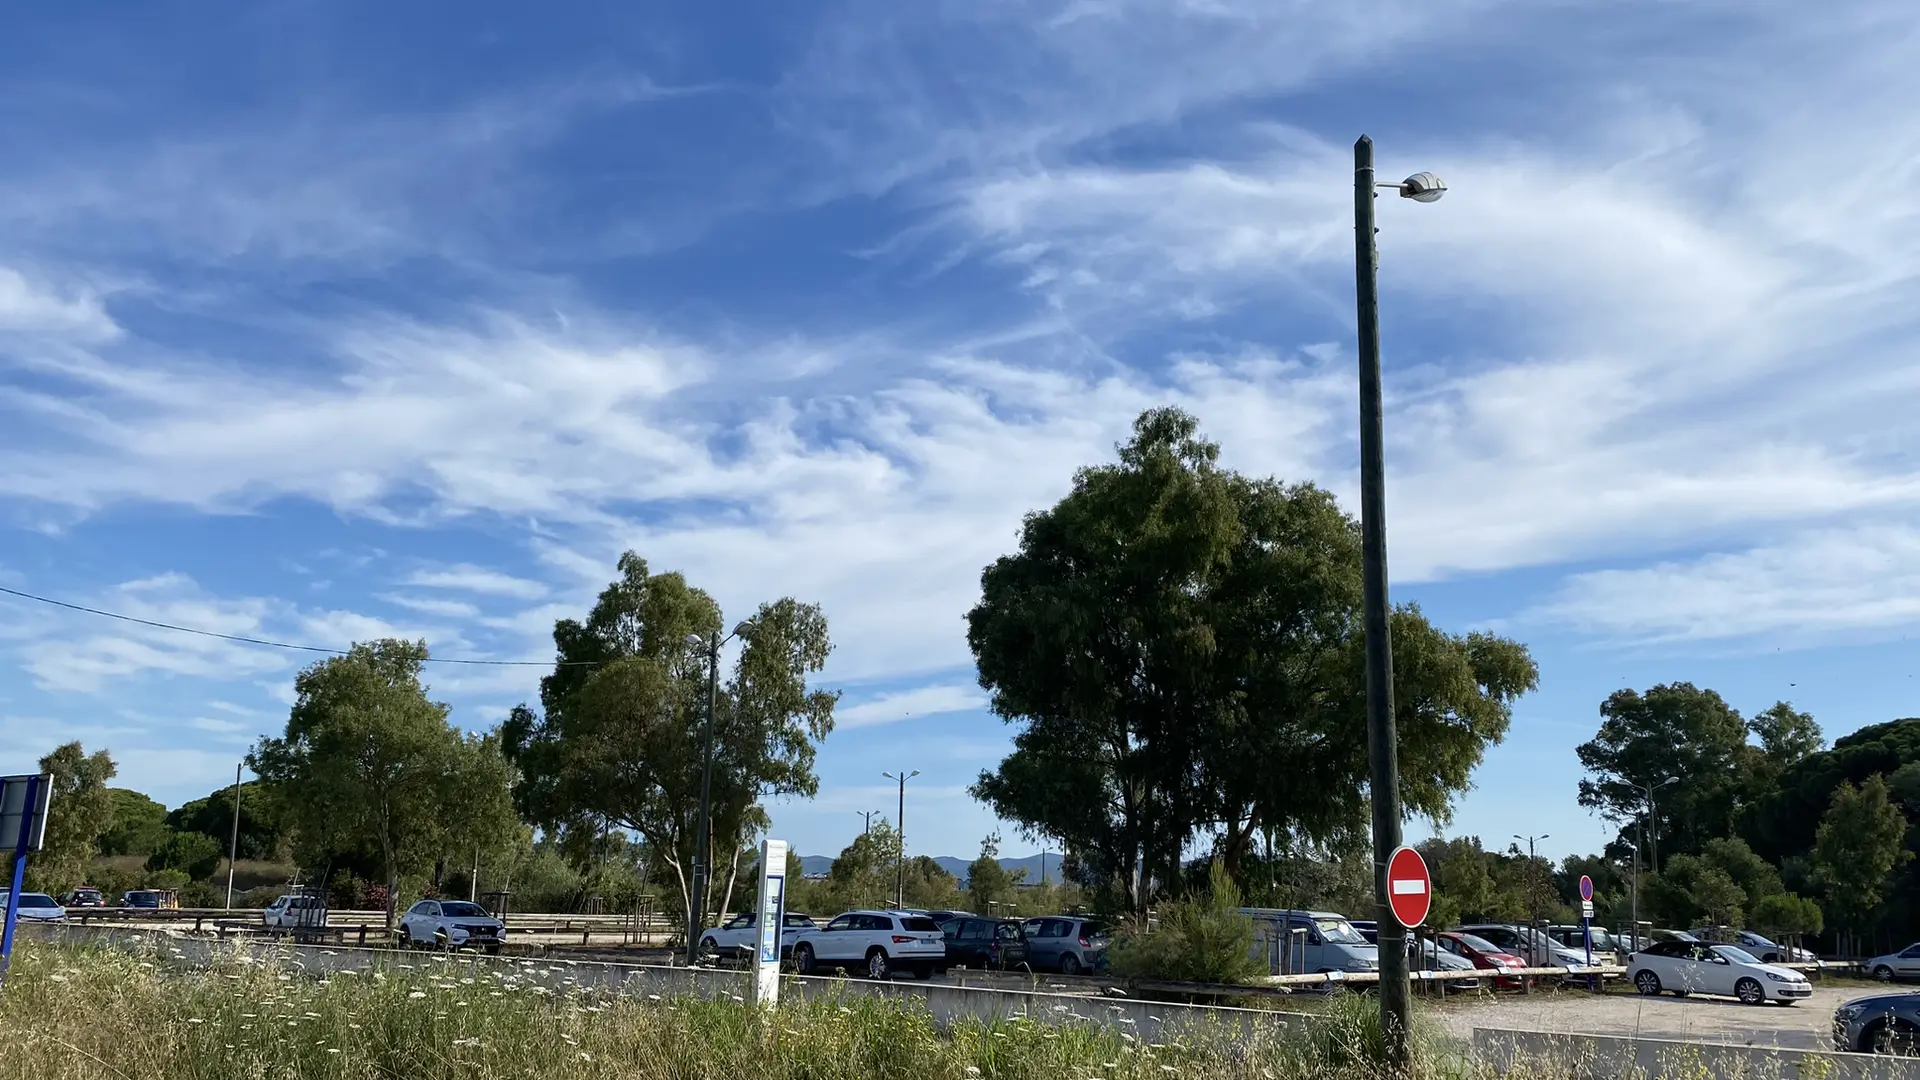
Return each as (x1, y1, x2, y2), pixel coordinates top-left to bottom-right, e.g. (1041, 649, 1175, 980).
(925, 910, 974, 926)
(1351, 920, 1380, 945)
(1834, 992, 1920, 1054)
(942, 917, 1030, 971)
(62, 887, 105, 907)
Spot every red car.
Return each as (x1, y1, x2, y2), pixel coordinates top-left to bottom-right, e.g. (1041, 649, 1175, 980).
(1437, 931, 1531, 990)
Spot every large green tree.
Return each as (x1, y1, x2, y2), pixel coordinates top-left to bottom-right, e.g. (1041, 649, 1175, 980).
(251, 639, 516, 926)
(16, 743, 118, 892)
(1576, 683, 1752, 868)
(167, 780, 288, 862)
(98, 788, 170, 857)
(966, 831, 1024, 912)
(1813, 775, 1910, 935)
(502, 553, 838, 930)
(966, 408, 1536, 911)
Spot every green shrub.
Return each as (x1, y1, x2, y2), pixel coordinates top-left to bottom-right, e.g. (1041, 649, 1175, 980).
(1109, 860, 1264, 985)
(146, 831, 223, 880)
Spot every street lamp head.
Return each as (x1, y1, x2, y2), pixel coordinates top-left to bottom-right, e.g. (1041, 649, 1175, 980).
(1398, 171, 1446, 203)
(908, 769, 921, 779)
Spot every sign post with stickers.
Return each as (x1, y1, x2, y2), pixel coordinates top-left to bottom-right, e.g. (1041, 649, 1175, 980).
(1, 773, 53, 992)
(1578, 874, 1596, 965)
(751, 838, 788, 1007)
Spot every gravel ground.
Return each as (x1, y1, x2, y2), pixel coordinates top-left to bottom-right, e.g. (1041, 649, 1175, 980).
(1432, 983, 1896, 1050)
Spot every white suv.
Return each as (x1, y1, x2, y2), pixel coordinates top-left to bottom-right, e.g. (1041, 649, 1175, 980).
(397, 900, 507, 954)
(789, 910, 948, 980)
(699, 911, 820, 962)
(262, 894, 327, 929)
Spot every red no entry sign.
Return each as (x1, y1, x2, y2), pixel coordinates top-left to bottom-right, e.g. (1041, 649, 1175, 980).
(1386, 846, 1431, 928)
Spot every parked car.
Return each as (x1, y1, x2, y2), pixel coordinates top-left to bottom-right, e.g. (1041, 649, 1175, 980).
(1546, 924, 1621, 964)
(61, 887, 105, 908)
(1436, 931, 1531, 989)
(1628, 940, 1811, 1005)
(943, 917, 1030, 971)
(1453, 924, 1590, 970)
(789, 910, 948, 980)
(1021, 915, 1113, 975)
(1833, 991, 1920, 1054)
(397, 899, 507, 954)
(1411, 937, 1482, 990)
(1351, 919, 1379, 945)
(1239, 909, 1379, 976)
(6, 892, 66, 922)
(122, 890, 164, 909)
(698, 911, 819, 961)
(1866, 943, 1920, 983)
(262, 893, 327, 929)
(1690, 928, 1814, 965)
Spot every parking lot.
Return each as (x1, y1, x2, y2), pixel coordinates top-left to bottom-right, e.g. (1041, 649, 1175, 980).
(1434, 982, 1891, 1049)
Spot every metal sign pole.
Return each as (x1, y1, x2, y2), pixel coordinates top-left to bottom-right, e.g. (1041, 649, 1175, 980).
(1, 774, 49, 992)
(751, 838, 788, 1007)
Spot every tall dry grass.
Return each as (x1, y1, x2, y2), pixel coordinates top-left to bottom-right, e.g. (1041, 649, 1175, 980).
(2, 941, 1541, 1079)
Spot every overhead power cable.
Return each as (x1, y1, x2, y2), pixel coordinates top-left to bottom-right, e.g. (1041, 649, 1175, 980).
(0, 583, 577, 667)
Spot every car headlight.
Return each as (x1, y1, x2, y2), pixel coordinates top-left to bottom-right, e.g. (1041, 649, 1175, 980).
(1767, 972, 1790, 982)
(1835, 1003, 1863, 1021)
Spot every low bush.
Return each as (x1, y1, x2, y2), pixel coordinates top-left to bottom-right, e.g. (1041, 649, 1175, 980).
(1109, 860, 1265, 986)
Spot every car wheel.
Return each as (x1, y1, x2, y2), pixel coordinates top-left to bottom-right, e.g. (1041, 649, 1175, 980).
(793, 944, 815, 976)
(698, 937, 721, 964)
(1634, 971, 1662, 996)
(1871, 1020, 1920, 1056)
(866, 948, 891, 980)
(1735, 978, 1764, 1006)
(1877, 965, 1897, 983)
(1060, 953, 1083, 976)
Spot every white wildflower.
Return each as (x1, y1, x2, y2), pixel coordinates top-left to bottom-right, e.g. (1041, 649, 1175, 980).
(408, 991, 427, 999)
(187, 1018, 204, 1024)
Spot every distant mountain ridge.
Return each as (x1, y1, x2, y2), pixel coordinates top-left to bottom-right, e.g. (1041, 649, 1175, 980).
(797, 852, 1061, 886)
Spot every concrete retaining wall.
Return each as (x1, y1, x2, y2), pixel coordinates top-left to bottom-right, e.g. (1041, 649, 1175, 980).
(1473, 1026, 1920, 1080)
(26, 923, 1301, 1046)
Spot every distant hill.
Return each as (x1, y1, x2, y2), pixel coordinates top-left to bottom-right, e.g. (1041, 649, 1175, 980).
(797, 852, 1061, 887)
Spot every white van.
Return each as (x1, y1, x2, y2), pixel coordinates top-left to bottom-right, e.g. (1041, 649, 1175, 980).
(1238, 908, 1380, 975)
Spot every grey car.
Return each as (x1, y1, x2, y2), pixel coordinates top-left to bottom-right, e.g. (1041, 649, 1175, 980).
(1021, 916, 1111, 974)
(1833, 992, 1920, 1054)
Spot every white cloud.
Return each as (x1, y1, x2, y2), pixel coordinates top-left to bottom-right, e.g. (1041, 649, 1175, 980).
(406, 564, 550, 600)
(379, 594, 482, 619)
(1526, 525, 1920, 648)
(836, 683, 989, 730)
(0, 264, 119, 340)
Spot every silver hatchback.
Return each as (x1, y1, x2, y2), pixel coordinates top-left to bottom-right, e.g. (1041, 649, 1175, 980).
(1020, 916, 1111, 974)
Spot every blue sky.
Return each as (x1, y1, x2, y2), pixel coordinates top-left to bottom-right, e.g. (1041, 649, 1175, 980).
(3, 0, 1918, 865)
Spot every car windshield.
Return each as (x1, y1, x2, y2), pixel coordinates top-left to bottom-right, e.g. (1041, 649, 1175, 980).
(1453, 933, 1501, 954)
(129, 892, 156, 901)
(1586, 928, 1615, 950)
(1742, 932, 1778, 948)
(1079, 922, 1111, 939)
(1712, 945, 1761, 964)
(1316, 918, 1368, 945)
(438, 902, 489, 918)
(20, 894, 57, 908)
(899, 917, 941, 932)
